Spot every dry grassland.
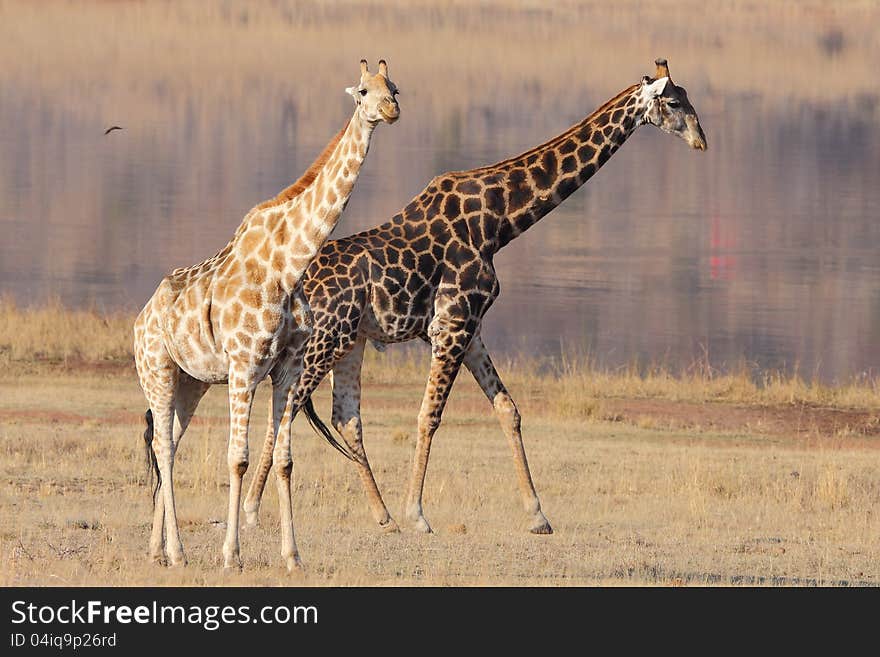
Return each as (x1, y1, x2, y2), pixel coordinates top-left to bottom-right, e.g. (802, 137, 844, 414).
(2, 0, 878, 129)
(0, 303, 878, 586)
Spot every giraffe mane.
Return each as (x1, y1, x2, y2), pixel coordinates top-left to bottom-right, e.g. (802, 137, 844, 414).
(451, 83, 641, 176)
(253, 117, 352, 211)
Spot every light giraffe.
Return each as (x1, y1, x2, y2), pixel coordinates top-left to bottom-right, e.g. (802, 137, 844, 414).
(134, 59, 399, 571)
(244, 58, 706, 536)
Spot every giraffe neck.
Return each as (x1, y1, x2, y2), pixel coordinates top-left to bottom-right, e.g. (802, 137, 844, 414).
(232, 112, 377, 291)
(489, 82, 647, 250)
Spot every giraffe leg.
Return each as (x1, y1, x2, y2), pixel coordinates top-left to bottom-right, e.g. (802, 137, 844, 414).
(271, 379, 302, 572)
(464, 336, 552, 535)
(331, 337, 398, 533)
(404, 324, 471, 533)
(243, 335, 342, 525)
(149, 375, 210, 561)
(149, 487, 166, 562)
(136, 328, 190, 566)
(243, 399, 277, 528)
(152, 403, 189, 566)
(222, 368, 255, 570)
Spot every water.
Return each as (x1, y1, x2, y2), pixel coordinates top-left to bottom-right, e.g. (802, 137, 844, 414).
(1, 1, 878, 382)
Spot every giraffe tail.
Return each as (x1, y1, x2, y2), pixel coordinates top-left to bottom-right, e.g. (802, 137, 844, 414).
(143, 409, 161, 503)
(302, 397, 357, 462)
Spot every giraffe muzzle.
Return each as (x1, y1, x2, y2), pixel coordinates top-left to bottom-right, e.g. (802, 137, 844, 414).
(687, 120, 707, 151)
(379, 99, 400, 124)
(690, 136, 707, 151)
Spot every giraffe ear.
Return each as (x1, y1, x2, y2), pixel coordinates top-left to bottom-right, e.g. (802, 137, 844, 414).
(345, 86, 359, 99)
(644, 76, 669, 98)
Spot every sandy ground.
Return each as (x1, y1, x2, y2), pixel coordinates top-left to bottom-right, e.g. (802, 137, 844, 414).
(1, 361, 877, 587)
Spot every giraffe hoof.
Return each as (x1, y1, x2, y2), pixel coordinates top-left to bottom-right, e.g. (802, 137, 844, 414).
(285, 556, 304, 574)
(223, 553, 242, 571)
(243, 501, 260, 527)
(379, 518, 400, 534)
(412, 517, 433, 534)
(529, 521, 554, 535)
(167, 555, 188, 568)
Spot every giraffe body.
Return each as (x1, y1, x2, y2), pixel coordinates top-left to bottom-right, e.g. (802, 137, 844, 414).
(134, 60, 399, 570)
(245, 59, 706, 536)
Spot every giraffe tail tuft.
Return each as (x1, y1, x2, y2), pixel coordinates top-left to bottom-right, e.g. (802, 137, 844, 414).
(143, 409, 161, 504)
(302, 397, 358, 462)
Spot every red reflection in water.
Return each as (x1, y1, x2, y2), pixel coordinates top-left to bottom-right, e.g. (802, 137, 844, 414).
(709, 215, 737, 280)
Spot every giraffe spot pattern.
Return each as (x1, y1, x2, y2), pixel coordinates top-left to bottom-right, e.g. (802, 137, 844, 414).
(216, 77, 705, 551)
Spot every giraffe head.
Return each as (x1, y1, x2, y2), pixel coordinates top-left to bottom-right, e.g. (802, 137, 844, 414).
(346, 59, 400, 125)
(640, 58, 707, 150)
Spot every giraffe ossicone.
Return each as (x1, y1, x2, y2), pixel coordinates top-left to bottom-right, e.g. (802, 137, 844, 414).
(133, 59, 400, 572)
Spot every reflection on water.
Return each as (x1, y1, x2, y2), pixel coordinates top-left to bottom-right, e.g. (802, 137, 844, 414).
(0, 1, 878, 382)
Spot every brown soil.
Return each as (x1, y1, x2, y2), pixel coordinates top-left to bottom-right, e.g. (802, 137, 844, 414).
(3, 362, 877, 449)
(602, 398, 880, 446)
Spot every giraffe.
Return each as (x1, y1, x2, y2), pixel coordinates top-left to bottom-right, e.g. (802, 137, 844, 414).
(133, 59, 399, 571)
(244, 58, 706, 536)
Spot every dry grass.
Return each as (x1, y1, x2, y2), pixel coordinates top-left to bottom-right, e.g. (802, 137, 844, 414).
(2, 302, 878, 410)
(0, 305, 878, 586)
(1, 0, 878, 130)
(0, 297, 133, 364)
(538, 358, 880, 413)
(1, 364, 877, 587)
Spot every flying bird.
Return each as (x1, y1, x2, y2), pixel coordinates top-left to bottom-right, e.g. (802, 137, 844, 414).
(104, 126, 123, 135)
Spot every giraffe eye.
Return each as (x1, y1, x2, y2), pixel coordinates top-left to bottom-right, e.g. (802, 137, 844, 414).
(359, 89, 368, 97)
(667, 99, 680, 108)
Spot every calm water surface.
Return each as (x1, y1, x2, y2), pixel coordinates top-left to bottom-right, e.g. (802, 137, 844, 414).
(1, 2, 878, 382)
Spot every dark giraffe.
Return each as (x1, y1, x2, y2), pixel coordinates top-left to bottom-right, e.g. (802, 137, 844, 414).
(244, 59, 707, 535)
